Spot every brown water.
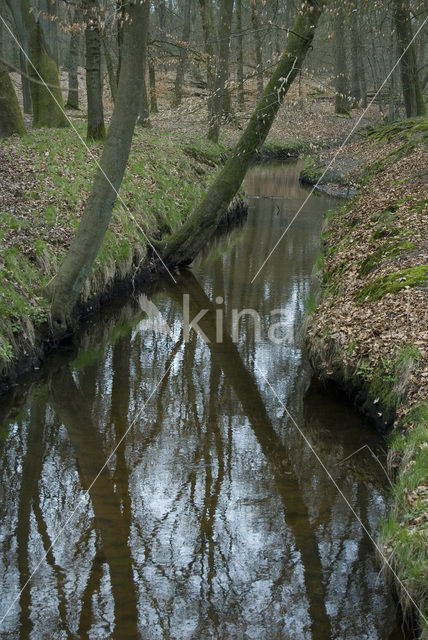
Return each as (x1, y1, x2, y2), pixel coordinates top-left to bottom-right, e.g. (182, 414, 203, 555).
(0, 162, 403, 639)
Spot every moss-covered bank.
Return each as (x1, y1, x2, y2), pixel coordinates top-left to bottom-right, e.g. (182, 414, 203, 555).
(305, 118, 428, 637)
(0, 124, 247, 391)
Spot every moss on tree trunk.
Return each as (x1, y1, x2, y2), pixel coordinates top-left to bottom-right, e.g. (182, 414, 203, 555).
(394, 0, 426, 118)
(29, 24, 69, 128)
(159, 0, 323, 267)
(6, 0, 68, 129)
(0, 59, 26, 138)
(85, 0, 105, 140)
(49, 1, 149, 330)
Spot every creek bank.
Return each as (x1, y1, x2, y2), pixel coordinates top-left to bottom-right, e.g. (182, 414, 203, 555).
(304, 118, 428, 637)
(1, 124, 302, 394)
(0, 124, 254, 394)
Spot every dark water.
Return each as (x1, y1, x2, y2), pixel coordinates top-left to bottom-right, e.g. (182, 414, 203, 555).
(0, 162, 403, 639)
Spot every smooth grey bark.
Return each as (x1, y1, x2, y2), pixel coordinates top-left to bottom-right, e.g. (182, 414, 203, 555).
(102, 35, 118, 104)
(172, 0, 191, 107)
(159, 0, 323, 267)
(349, 16, 361, 106)
(236, 0, 245, 107)
(0, 58, 26, 137)
(50, 1, 148, 329)
(116, 0, 124, 84)
(5, 0, 69, 128)
(85, 0, 105, 139)
(65, 8, 82, 110)
(198, 0, 217, 121)
(251, 0, 264, 97)
(393, 0, 426, 117)
(207, 0, 234, 142)
(137, 0, 151, 126)
(149, 56, 158, 112)
(333, 7, 350, 114)
(20, 50, 32, 114)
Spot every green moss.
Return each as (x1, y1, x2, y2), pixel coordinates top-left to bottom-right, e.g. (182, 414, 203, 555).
(300, 155, 323, 183)
(380, 406, 428, 635)
(359, 240, 415, 275)
(0, 124, 229, 365)
(357, 265, 428, 302)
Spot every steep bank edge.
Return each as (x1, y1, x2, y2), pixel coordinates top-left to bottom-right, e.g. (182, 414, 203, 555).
(0, 125, 251, 393)
(0, 127, 302, 394)
(304, 118, 428, 638)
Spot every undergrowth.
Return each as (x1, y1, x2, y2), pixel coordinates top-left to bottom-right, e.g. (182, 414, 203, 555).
(0, 123, 225, 368)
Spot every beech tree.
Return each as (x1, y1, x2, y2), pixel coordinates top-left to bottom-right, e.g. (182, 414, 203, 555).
(0, 58, 26, 137)
(159, 0, 323, 267)
(50, 0, 149, 330)
(207, 0, 234, 142)
(393, 0, 426, 117)
(5, 0, 68, 128)
(65, 8, 82, 110)
(84, 0, 105, 140)
(172, 0, 192, 107)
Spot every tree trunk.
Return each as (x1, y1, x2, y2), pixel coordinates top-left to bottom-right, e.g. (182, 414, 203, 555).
(49, 0, 148, 330)
(207, 0, 234, 142)
(334, 7, 350, 115)
(148, 57, 158, 113)
(20, 50, 32, 114)
(251, 0, 264, 98)
(236, 0, 244, 107)
(349, 16, 361, 106)
(393, 0, 426, 117)
(159, 0, 323, 267)
(29, 23, 69, 128)
(102, 35, 118, 104)
(116, 0, 124, 84)
(85, 0, 105, 140)
(65, 9, 81, 110)
(172, 0, 191, 107)
(6, 0, 69, 128)
(0, 58, 26, 137)
(198, 0, 217, 122)
(137, 0, 151, 127)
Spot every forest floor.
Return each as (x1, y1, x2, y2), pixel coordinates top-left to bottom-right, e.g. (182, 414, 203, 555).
(304, 117, 428, 637)
(0, 68, 382, 385)
(2, 67, 426, 633)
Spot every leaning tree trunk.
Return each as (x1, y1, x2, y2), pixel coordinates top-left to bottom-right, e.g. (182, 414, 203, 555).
(159, 0, 323, 267)
(207, 0, 234, 142)
(172, 0, 191, 107)
(393, 0, 426, 117)
(49, 0, 148, 331)
(0, 58, 26, 137)
(5, 0, 69, 128)
(85, 0, 105, 140)
(333, 7, 350, 115)
(65, 8, 82, 110)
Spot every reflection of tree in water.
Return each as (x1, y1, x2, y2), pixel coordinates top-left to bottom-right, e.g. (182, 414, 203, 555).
(0, 177, 399, 638)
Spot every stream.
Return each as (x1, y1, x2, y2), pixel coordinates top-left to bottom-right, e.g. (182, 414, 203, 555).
(0, 161, 403, 639)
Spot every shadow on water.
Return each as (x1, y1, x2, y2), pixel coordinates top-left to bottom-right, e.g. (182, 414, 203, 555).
(0, 161, 403, 638)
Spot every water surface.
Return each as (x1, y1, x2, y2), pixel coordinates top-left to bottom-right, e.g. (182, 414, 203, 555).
(0, 161, 402, 639)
